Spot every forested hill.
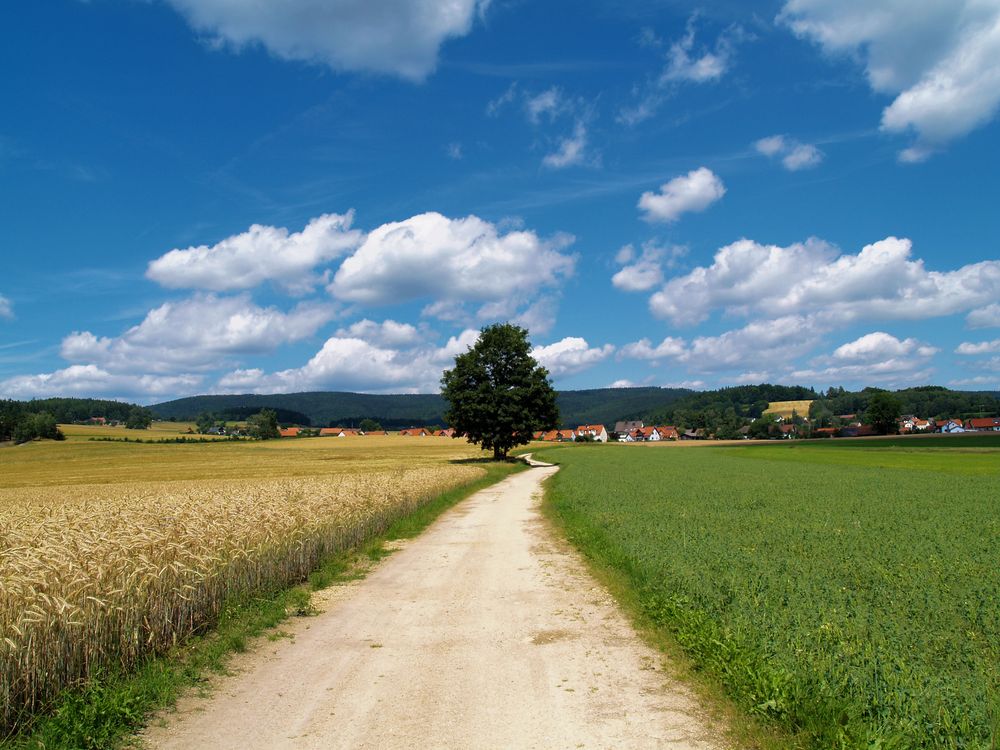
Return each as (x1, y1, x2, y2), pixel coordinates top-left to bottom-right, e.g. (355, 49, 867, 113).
(149, 387, 694, 428)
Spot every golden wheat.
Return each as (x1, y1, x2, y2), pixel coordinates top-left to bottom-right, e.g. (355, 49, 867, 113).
(0, 465, 481, 729)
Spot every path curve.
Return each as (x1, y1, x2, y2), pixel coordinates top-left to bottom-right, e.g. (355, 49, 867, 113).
(144, 463, 722, 749)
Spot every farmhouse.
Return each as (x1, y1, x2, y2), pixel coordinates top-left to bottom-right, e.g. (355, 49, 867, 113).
(657, 425, 679, 440)
(614, 420, 643, 438)
(319, 427, 343, 436)
(399, 428, 430, 437)
(279, 427, 301, 438)
(631, 426, 661, 441)
(434, 428, 457, 437)
(575, 424, 608, 442)
(938, 419, 965, 433)
(966, 417, 1000, 431)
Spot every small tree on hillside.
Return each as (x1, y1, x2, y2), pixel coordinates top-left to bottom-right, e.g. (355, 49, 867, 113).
(441, 323, 559, 460)
(359, 418, 382, 432)
(126, 406, 153, 430)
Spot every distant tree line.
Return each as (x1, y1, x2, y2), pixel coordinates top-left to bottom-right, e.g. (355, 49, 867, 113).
(0, 401, 64, 443)
(809, 385, 999, 426)
(646, 385, 818, 438)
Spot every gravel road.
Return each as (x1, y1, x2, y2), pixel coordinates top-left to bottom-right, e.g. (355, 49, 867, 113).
(144, 460, 723, 750)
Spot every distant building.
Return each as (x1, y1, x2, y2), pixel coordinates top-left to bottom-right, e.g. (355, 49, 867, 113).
(966, 417, 1000, 431)
(575, 424, 608, 442)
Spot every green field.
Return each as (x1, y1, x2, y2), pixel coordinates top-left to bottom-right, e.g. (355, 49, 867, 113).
(535, 440, 1000, 748)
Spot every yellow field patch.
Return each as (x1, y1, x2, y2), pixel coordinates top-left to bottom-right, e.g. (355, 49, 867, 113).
(764, 400, 813, 420)
(0, 436, 488, 728)
(58, 420, 209, 440)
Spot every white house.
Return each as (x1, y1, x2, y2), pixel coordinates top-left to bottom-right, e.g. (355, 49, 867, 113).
(575, 424, 608, 442)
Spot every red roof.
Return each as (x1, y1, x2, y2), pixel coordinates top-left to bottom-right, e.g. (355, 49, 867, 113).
(967, 417, 1000, 429)
(657, 425, 679, 439)
(399, 428, 429, 436)
(319, 427, 340, 436)
(279, 427, 300, 438)
(576, 424, 605, 434)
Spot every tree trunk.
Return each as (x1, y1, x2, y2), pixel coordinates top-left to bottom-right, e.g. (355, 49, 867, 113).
(494, 445, 506, 461)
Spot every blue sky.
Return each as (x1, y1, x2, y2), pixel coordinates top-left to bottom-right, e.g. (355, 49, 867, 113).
(2, 0, 1000, 402)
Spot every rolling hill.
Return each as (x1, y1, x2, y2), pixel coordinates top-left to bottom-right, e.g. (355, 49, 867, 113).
(149, 387, 694, 429)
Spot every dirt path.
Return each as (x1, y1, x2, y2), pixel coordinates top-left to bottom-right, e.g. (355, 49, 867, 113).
(144, 461, 723, 750)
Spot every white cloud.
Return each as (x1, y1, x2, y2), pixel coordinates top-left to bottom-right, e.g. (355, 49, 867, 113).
(0, 365, 201, 401)
(649, 236, 1000, 327)
(525, 87, 563, 123)
(542, 121, 589, 169)
(608, 378, 637, 388)
(162, 0, 486, 81)
(663, 379, 707, 389)
(335, 318, 422, 348)
(779, 0, 1000, 155)
(619, 337, 686, 361)
(218, 327, 481, 394)
(754, 135, 787, 157)
(968, 303, 1000, 328)
(832, 331, 937, 361)
(956, 338, 1000, 355)
(531, 337, 614, 377)
(787, 331, 937, 385)
(612, 241, 687, 293)
(949, 375, 1000, 386)
(0, 294, 12, 320)
(638, 167, 726, 223)
(329, 212, 575, 311)
(486, 82, 518, 116)
(147, 212, 361, 294)
(683, 315, 824, 372)
(661, 20, 734, 84)
(446, 142, 463, 160)
(59, 294, 333, 374)
(755, 134, 824, 170)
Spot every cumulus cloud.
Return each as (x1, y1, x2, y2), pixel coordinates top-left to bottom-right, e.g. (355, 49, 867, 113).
(0, 365, 202, 401)
(329, 212, 575, 311)
(218, 327, 481, 394)
(334, 318, 422, 348)
(0, 294, 12, 320)
(956, 338, 1000, 355)
(638, 167, 726, 223)
(832, 331, 937, 361)
(147, 212, 361, 294)
(754, 134, 824, 170)
(791, 332, 937, 385)
(161, 0, 486, 80)
(968, 303, 1000, 329)
(779, 0, 1000, 156)
(612, 241, 687, 293)
(531, 337, 614, 377)
(683, 315, 824, 372)
(649, 236, 1000, 327)
(618, 337, 686, 361)
(542, 121, 590, 169)
(60, 294, 333, 374)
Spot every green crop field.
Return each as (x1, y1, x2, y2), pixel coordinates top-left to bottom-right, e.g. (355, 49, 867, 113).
(535, 440, 1000, 749)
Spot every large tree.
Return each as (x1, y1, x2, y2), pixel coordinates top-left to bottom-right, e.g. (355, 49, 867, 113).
(441, 323, 558, 460)
(865, 391, 902, 435)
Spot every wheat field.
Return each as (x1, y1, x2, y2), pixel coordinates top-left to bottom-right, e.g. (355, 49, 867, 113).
(0, 435, 485, 730)
(763, 399, 813, 420)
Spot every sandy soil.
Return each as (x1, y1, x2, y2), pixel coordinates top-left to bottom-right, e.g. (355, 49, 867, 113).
(143, 460, 723, 750)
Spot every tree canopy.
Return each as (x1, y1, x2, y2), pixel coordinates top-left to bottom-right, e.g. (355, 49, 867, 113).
(865, 392, 903, 435)
(441, 323, 558, 460)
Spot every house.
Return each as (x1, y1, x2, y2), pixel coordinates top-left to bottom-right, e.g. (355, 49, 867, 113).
(814, 427, 838, 438)
(541, 429, 576, 442)
(657, 425, 679, 440)
(939, 419, 965, 433)
(680, 429, 704, 440)
(319, 427, 342, 436)
(912, 418, 931, 432)
(966, 417, 1000, 431)
(365, 430, 388, 436)
(613, 421, 643, 440)
(532, 430, 545, 440)
(631, 426, 661, 441)
(435, 428, 456, 438)
(778, 424, 797, 438)
(279, 427, 301, 438)
(87, 416, 107, 425)
(899, 416, 917, 433)
(399, 428, 430, 437)
(839, 425, 877, 438)
(575, 424, 608, 442)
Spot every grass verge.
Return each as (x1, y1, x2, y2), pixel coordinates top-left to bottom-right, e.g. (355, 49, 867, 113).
(533, 445, 803, 750)
(1, 460, 526, 750)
